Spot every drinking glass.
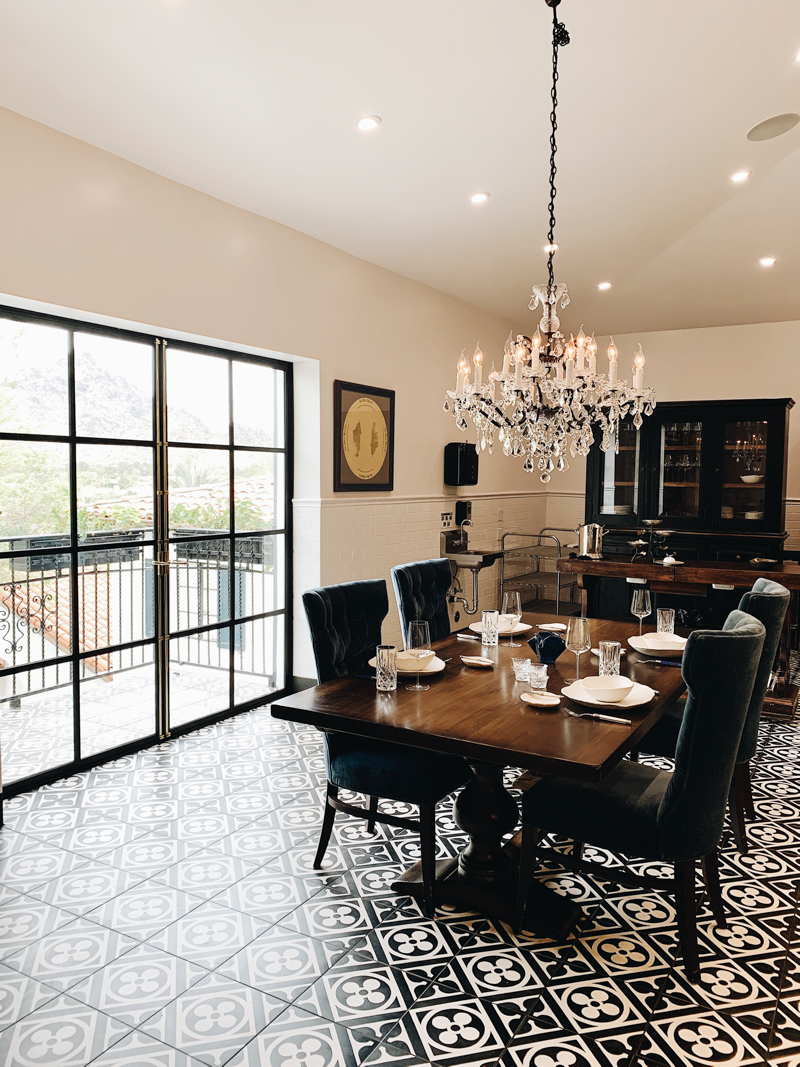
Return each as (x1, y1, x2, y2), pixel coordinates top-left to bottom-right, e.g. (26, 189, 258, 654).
(566, 617, 591, 681)
(631, 588, 652, 636)
(501, 591, 523, 647)
(511, 658, 531, 682)
(405, 621, 432, 693)
(482, 610, 499, 648)
(376, 645, 397, 692)
(657, 608, 675, 634)
(528, 664, 548, 690)
(598, 640, 621, 676)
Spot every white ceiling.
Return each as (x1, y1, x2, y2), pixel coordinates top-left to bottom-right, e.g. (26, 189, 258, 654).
(1, 0, 799, 334)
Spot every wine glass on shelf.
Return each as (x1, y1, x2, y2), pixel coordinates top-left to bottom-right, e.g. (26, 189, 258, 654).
(631, 588, 652, 636)
(405, 620, 432, 693)
(565, 617, 591, 682)
(502, 591, 523, 647)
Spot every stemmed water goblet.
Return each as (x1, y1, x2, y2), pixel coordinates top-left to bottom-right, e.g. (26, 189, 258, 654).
(502, 591, 523, 647)
(405, 621, 432, 693)
(631, 588, 652, 636)
(565, 617, 591, 682)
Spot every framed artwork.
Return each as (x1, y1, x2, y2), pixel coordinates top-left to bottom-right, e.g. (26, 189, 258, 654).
(333, 380, 395, 492)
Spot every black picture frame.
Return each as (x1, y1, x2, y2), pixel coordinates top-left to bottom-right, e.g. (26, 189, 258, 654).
(333, 380, 395, 492)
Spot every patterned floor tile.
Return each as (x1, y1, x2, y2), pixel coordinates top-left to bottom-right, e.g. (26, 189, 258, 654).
(649, 1010, 765, 1065)
(0, 895, 78, 961)
(214, 867, 323, 922)
(226, 1003, 382, 1067)
(152, 849, 264, 899)
(216, 923, 339, 1001)
(147, 899, 275, 968)
(85, 879, 206, 939)
(0, 960, 61, 1033)
(27, 863, 143, 916)
(0, 992, 131, 1066)
(2, 916, 140, 992)
(138, 970, 287, 1067)
(0, 844, 88, 895)
(87, 1027, 209, 1066)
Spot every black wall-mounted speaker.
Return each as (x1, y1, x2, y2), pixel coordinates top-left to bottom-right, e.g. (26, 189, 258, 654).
(444, 442, 479, 486)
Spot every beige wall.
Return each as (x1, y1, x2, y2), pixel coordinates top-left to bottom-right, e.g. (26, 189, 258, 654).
(0, 106, 549, 672)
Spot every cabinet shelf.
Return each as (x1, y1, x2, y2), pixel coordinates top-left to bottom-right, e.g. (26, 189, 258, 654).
(663, 482, 700, 488)
(722, 483, 765, 489)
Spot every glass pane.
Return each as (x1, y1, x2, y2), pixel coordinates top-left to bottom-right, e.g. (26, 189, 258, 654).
(75, 332, 154, 440)
(168, 350, 229, 445)
(658, 421, 702, 519)
(722, 421, 767, 522)
(169, 447, 231, 535)
(233, 615, 284, 703)
(0, 316, 69, 435)
(234, 452, 284, 532)
(0, 441, 71, 540)
(169, 632, 230, 728)
(0, 664, 74, 784)
(76, 444, 154, 544)
(80, 648, 156, 759)
(77, 545, 154, 653)
(170, 539, 230, 632)
(234, 535, 285, 618)
(233, 361, 284, 448)
(1, 554, 72, 666)
(599, 421, 639, 517)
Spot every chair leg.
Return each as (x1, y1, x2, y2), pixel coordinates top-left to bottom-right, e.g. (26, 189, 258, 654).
(513, 825, 537, 933)
(701, 850, 728, 929)
(313, 782, 338, 869)
(572, 841, 584, 860)
(418, 804, 437, 919)
(729, 769, 749, 853)
(366, 795, 379, 835)
(742, 761, 756, 820)
(629, 750, 640, 763)
(674, 860, 700, 984)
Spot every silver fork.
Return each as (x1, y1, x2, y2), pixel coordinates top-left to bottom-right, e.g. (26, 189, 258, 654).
(565, 708, 632, 725)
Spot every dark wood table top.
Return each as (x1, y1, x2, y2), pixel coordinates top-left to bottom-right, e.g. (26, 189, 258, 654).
(271, 613, 688, 783)
(557, 557, 800, 588)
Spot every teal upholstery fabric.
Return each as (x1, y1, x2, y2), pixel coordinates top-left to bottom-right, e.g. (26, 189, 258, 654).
(521, 612, 765, 862)
(303, 579, 471, 805)
(638, 581, 789, 764)
(391, 559, 453, 644)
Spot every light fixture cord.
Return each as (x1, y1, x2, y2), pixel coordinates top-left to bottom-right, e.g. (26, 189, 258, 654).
(546, 3, 570, 288)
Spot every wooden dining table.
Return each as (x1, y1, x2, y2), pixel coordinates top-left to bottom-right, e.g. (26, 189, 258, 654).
(270, 612, 688, 938)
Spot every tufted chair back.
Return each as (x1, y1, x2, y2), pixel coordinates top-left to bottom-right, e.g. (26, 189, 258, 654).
(303, 580, 389, 683)
(656, 610, 764, 860)
(736, 578, 790, 764)
(391, 558, 454, 644)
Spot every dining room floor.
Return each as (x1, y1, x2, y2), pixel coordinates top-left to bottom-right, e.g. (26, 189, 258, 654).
(0, 704, 797, 1067)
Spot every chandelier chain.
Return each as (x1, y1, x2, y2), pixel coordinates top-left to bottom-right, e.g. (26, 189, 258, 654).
(547, 5, 570, 287)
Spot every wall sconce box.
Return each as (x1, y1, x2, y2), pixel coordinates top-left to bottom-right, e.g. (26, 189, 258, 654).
(444, 442, 479, 486)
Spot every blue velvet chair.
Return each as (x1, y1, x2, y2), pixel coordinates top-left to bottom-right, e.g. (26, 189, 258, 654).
(513, 611, 765, 983)
(302, 579, 471, 916)
(635, 579, 789, 852)
(391, 558, 454, 645)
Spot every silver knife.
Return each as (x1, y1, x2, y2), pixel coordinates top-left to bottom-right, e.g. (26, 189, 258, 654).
(588, 712, 632, 725)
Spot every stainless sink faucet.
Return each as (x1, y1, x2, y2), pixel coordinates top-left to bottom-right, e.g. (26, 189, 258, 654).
(457, 518, 473, 549)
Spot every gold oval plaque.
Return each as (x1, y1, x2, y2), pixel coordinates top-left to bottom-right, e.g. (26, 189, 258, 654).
(342, 397, 388, 481)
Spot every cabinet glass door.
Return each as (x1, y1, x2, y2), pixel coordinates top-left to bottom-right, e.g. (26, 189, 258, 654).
(658, 420, 703, 519)
(598, 421, 640, 519)
(721, 421, 767, 523)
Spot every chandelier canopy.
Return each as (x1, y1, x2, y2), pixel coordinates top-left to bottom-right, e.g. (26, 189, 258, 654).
(444, 0, 656, 482)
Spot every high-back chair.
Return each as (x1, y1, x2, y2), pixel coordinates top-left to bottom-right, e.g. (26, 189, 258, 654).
(302, 579, 471, 916)
(513, 610, 765, 983)
(391, 558, 453, 645)
(636, 578, 789, 852)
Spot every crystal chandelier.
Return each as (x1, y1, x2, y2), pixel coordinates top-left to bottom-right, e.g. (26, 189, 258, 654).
(443, 0, 656, 483)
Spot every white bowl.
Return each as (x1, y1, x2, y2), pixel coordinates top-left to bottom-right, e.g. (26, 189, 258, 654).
(397, 649, 435, 671)
(580, 676, 635, 703)
(740, 475, 764, 484)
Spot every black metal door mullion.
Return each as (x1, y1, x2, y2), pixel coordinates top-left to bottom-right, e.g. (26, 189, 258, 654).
(67, 329, 81, 764)
(228, 358, 235, 711)
(154, 338, 170, 739)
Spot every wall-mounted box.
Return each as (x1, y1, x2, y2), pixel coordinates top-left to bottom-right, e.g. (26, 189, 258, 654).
(444, 442, 478, 486)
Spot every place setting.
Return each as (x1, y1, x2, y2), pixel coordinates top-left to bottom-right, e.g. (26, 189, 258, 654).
(626, 601, 688, 661)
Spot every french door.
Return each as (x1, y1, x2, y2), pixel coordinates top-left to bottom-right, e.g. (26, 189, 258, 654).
(0, 306, 291, 795)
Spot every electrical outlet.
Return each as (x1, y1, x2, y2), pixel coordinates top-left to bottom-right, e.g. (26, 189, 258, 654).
(441, 512, 453, 529)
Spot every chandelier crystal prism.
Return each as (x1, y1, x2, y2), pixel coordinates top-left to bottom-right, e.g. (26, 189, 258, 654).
(443, 0, 656, 482)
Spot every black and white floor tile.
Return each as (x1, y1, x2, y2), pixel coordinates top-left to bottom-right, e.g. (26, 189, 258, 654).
(1, 707, 800, 1066)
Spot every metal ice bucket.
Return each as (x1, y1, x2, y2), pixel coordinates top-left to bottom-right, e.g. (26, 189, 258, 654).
(575, 523, 605, 559)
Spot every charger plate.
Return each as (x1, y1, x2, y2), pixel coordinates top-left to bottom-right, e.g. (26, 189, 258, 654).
(468, 621, 532, 635)
(561, 680, 655, 709)
(368, 655, 446, 675)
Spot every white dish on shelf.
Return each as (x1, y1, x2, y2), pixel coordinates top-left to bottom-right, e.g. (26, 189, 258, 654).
(368, 654, 445, 675)
(468, 620, 532, 635)
(740, 475, 764, 484)
(562, 680, 655, 709)
(744, 511, 765, 520)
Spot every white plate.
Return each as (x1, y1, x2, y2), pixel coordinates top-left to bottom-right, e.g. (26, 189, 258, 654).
(521, 691, 561, 707)
(368, 655, 446, 675)
(561, 680, 656, 709)
(628, 635, 686, 658)
(468, 621, 532, 635)
(536, 622, 567, 632)
(460, 655, 494, 669)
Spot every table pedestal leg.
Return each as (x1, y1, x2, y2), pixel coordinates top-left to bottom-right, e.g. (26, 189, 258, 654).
(454, 760, 519, 885)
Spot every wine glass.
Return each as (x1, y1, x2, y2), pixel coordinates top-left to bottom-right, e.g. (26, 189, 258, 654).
(406, 620, 432, 693)
(565, 617, 591, 682)
(631, 588, 652, 636)
(502, 591, 523, 647)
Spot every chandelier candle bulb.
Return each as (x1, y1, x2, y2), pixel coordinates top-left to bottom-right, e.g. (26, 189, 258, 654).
(501, 332, 513, 377)
(473, 345, 483, 387)
(632, 345, 646, 390)
(607, 337, 619, 384)
(515, 352, 524, 387)
(456, 354, 469, 394)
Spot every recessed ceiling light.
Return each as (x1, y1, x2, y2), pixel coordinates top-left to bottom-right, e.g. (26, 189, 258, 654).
(730, 170, 750, 183)
(597, 281, 613, 291)
(747, 113, 800, 141)
(759, 256, 777, 267)
(543, 243, 559, 253)
(470, 192, 490, 204)
(356, 116, 381, 132)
